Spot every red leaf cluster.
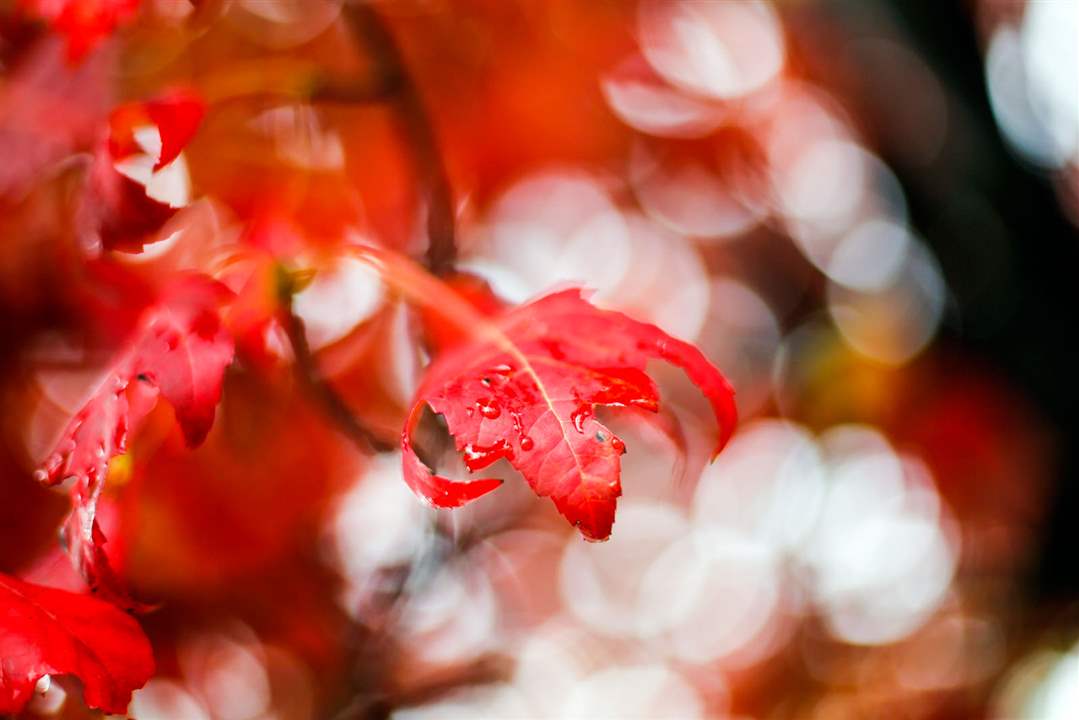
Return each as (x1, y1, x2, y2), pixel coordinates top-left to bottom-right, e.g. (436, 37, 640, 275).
(0, 6, 742, 713)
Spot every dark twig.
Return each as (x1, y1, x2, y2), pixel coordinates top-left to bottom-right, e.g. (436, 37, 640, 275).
(281, 282, 394, 454)
(335, 1, 458, 276)
(280, 3, 459, 453)
(309, 67, 400, 105)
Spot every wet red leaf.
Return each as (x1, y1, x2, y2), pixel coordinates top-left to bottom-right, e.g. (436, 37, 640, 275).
(0, 572, 154, 715)
(402, 288, 736, 541)
(35, 274, 234, 607)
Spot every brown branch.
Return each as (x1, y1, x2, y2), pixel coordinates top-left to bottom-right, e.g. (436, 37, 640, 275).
(334, 1, 458, 276)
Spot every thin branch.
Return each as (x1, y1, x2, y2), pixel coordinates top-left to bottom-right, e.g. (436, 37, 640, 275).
(269, 9, 421, 455)
(308, 66, 400, 105)
(279, 3, 463, 453)
(199, 58, 398, 106)
(335, 1, 458, 276)
(282, 288, 394, 454)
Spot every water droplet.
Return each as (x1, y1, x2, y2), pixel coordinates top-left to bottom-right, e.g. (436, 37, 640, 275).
(520, 436, 534, 451)
(491, 363, 514, 375)
(481, 377, 492, 387)
(612, 437, 626, 454)
(476, 399, 501, 419)
(570, 406, 591, 433)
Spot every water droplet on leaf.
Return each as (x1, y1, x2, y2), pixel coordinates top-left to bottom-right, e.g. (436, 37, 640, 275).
(571, 406, 591, 433)
(476, 398, 501, 419)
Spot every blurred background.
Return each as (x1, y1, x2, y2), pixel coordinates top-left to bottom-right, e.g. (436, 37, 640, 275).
(2, 0, 1078, 718)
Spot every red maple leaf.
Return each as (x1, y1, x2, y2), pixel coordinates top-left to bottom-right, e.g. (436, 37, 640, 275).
(78, 88, 206, 253)
(36, 274, 235, 607)
(401, 288, 737, 541)
(0, 572, 154, 715)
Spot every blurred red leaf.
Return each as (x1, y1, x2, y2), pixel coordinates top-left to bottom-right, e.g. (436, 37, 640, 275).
(78, 146, 176, 253)
(110, 87, 205, 171)
(80, 88, 206, 253)
(0, 572, 153, 715)
(36, 274, 234, 607)
(402, 288, 736, 541)
(0, 34, 113, 200)
(19, 0, 141, 62)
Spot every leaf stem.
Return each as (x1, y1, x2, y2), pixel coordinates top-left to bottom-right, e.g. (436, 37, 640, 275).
(343, 243, 489, 334)
(344, 244, 544, 375)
